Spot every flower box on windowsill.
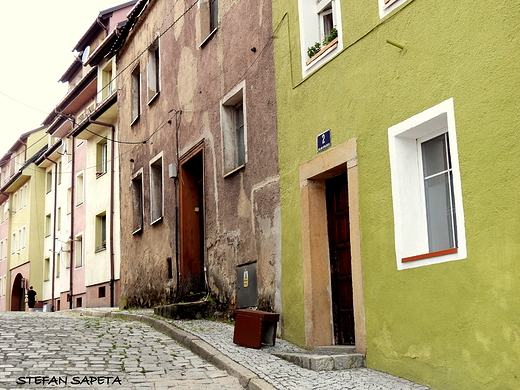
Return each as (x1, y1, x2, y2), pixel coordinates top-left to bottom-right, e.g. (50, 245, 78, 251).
(306, 37, 339, 66)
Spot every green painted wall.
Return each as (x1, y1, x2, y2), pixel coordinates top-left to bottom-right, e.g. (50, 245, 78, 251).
(273, 0, 520, 389)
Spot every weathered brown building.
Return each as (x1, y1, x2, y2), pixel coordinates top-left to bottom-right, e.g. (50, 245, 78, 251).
(114, 0, 281, 316)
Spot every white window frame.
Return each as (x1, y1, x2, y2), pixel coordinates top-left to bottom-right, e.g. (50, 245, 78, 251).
(76, 172, 84, 206)
(147, 39, 160, 104)
(75, 234, 83, 268)
(131, 169, 144, 234)
(298, 0, 343, 77)
(221, 81, 247, 176)
(149, 153, 164, 224)
(131, 66, 141, 125)
(388, 98, 466, 270)
(378, 0, 408, 19)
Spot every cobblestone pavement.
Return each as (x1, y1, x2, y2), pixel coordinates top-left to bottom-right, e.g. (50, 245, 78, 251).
(170, 318, 431, 390)
(0, 312, 244, 390)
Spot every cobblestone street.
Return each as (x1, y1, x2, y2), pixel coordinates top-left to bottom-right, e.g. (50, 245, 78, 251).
(0, 312, 244, 390)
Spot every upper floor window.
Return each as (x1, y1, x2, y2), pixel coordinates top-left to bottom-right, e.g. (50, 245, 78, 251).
(199, 0, 218, 46)
(388, 98, 466, 270)
(131, 66, 141, 124)
(379, 0, 408, 18)
(298, 0, 343, 77)
(147, 40, 160, 103)
(150, 154, 164, 224)
(101, 60, 115, 100)
(131, 170, 144, 234)
(95, 212, 107, 253)
(96, 140, 108, 177)
(221, 82, 247, 176)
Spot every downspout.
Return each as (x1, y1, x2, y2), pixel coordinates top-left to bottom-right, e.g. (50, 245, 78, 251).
(96, 16, 109, 36)
(69, 137, 75, 309)
(44, 156, 58, 312)
(88, 119, 116, 307)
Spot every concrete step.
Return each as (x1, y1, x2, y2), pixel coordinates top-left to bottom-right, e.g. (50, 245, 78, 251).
(273, 345, 365, 371)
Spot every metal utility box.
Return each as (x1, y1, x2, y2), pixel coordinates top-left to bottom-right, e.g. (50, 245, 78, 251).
(236, 263, 258, 309)
(233, 309, 280, 349)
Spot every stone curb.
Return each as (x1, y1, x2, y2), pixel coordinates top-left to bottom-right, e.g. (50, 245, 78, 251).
(71, 309, 277, 390)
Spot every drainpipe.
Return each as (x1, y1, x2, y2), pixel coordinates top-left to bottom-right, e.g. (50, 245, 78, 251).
(44, 156, 58, 312)
(69, 137, 75, 309)
(88, 119, 116, 307)
(96, 16, 109, 36)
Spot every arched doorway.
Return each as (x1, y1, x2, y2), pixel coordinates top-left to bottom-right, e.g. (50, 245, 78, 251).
(10, 273, 26, 311)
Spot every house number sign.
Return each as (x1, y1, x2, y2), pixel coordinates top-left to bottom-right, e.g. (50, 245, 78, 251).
(317, 129, 331, 152)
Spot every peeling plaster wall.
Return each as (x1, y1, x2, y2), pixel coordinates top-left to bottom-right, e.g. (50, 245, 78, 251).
(117, 0, 280, 315)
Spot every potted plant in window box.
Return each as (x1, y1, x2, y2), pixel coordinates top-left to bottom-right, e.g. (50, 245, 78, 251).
(306, 28, 339, 66)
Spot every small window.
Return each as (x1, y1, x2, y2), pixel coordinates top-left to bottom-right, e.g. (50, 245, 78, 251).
(44, 258, 51, 281)
(98, 286, 106, 298)
(131, 171, 144, 233)
(147, 40, 160, 103)
(388, 98, 466, 270)
(11, 232, 16, 254)
(45, 214, 52, 237)
(57, 161, 62, 185)
(298, 0, 342, 76)
(221, 82, 247, 175)
(57, 207, 61, 231)
(199, 0, 218, 45)
(76, 173, 84, 206)
(19, 227, 26, 250)
(75, 235, 83, 268)
(150, 155, 164, 224)
(95, 213, 107, 252)
(379, 0, 408, 18)
(46, 170, 53, 193)
(131, 66, 141, 124)
(101, 60, 115, 100)
(96, 141, 108, 177)
(76, 297, 83, 307)
(55, 253, 61, 279)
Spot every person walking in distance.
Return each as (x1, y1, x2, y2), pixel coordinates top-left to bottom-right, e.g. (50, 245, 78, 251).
(26, 286, 37, 312)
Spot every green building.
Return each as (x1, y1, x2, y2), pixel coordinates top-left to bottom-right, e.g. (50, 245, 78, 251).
(272, 0, 520, 388)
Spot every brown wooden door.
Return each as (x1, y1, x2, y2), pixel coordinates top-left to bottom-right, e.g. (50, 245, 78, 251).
(326, 172, 355, 345)
(179, 147, 205, 298)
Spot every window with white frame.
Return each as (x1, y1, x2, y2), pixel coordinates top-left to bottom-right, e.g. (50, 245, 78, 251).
(44, 257, 50, 281)
(76, 172, 84, 206)
(147, 40, 160, 103)
(75, 235, 83, 268)
(199, 0, 219, 45)
(95, 212, 107, 252)
(378, 0, 408, 19)
(388, 98, 466, 270)
(45, 214, 52, 237)
(55, 253, 61, 278)
(11, 232, 16, 254)
(131, 66, 141, 124)
(19, 227, 26, 250)
(150, 155, 164, 224)
(298, 0, 343, 76)
(46, 170, 53, 193)
(131, 170, 144, 233)
(0, 240, 3, 261)
(96, 140, 108, 177)
(101, 60, 115, 100)
(221, 82, 247, 175)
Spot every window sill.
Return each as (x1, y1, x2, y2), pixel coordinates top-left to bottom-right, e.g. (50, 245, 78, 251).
(199, 28, 218, 48)
(306, 37, 339, 67)
(131, 115, 140, 126)
(150, 216, 163, 226)
(132, 227, 143, 235)
(223, 164, 246, 178)
(402, 247, 458, 263)
(96, 171, 107, 179)
(147, 92, 160, 106)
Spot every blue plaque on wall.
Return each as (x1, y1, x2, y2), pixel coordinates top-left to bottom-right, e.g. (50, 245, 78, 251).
(317, 129, 331, 152)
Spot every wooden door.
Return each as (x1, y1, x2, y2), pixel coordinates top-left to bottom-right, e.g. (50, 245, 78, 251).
(179, 147, 205, 298)
(326, 172, 355, 345)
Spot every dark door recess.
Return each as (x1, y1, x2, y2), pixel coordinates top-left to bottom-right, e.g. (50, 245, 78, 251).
(326, 172, 355, 345)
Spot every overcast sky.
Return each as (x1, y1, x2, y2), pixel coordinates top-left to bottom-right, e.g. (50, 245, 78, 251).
(0, 0, 130, 158)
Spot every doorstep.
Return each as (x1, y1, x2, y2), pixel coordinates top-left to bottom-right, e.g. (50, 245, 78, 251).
(273, 345, 365, 371)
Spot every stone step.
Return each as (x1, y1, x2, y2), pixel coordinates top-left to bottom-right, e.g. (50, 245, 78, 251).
(273, 347, 365, 371)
